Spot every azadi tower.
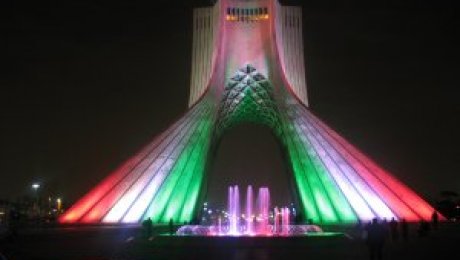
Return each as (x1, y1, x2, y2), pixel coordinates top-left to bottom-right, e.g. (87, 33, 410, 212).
(60, 0, 437, 224)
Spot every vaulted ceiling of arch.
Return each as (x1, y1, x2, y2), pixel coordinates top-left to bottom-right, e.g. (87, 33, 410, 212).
(216, 64, 282, 137)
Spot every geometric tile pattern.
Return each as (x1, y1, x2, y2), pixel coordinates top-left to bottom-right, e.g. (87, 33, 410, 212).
(216, 64, 282, 137)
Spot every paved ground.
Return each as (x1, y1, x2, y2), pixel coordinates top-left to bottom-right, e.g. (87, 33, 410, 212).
(0, 223, 459, 259)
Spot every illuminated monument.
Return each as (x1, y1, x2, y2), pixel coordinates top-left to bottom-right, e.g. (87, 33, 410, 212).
(60, 0, 436, 225)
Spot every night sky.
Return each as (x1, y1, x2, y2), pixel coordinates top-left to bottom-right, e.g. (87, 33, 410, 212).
(1, 0, 458, 208)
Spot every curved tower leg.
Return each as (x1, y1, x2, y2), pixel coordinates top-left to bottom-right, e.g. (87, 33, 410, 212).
(279, 94, 437, 223)
(60, 97, 215, 224)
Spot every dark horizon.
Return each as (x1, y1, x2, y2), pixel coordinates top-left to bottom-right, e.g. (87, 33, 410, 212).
(1, 0, 458, 207)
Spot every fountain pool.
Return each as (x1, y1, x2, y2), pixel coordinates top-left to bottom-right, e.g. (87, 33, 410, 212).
(176, 185, 324, 237)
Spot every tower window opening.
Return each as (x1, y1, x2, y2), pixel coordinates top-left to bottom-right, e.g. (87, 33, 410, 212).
(225, 6, 269, 22)
(227, 9, 232, 21)
(226, 8, 237, 21)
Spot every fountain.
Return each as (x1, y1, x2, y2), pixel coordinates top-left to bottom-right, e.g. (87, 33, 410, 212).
(176, 185, 324, 236)
(246, 185, 254, 234)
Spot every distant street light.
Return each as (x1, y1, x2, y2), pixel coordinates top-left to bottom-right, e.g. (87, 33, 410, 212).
(31, 183, 40, 190)
(31, 183, 41, 218)
(56, 198, 62, 212)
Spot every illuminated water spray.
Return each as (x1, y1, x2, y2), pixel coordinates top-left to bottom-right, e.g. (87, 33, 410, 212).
(177, 185, 323, 236)
(257, 187, 270, 235)
(228, 185, 240, 235)
(246, 185, 254, 234)
(228, 185, 271, 236)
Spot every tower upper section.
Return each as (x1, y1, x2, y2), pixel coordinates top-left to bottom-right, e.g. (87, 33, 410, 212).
(189, 0, 309, 107)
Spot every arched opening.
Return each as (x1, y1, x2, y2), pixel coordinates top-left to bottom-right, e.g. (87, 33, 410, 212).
(205, 123, 294, 209)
